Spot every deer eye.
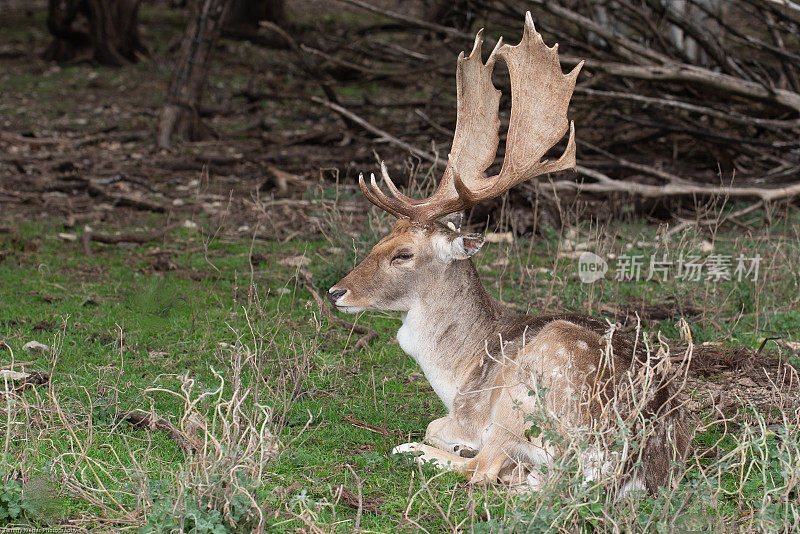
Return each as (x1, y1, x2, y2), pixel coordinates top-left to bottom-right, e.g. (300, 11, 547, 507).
(391, 251, 414, 264)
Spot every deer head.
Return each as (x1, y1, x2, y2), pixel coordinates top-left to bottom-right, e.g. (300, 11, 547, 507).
(329, 12, 583, 312)
(328, 218, 485, 313)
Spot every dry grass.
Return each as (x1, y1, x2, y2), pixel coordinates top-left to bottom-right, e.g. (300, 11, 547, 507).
(1, 172, 799, 531)
(2, 313, 291, 532)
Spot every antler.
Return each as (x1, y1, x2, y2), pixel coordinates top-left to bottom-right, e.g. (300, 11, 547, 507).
(361, 12, 584, 222)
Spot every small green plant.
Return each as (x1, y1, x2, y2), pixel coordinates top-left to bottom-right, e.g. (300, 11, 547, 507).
(0, 478, 33, 525)
(139, 342, 281, 533)
(141, 471, 258, 534)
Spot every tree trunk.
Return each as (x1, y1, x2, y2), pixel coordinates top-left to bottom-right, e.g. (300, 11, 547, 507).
(44, 0, 147, 65)
(222, 0, 287, 47)
(225, 0, 285, 33)
(157, 0, 232, 148)
(423, 0, 478, 32)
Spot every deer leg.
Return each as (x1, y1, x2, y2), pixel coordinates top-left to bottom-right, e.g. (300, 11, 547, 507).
(424, 416, 479, 457)
(392, 416, 478, 474)
(392, 442, 472, 472)
(462, 425, 518, 485)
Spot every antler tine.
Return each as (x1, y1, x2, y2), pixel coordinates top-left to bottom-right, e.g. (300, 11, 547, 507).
(359, 173, 404, 218)
(486, 32, 503, 68)
(379, 162, 417, 204)
(370, 172, 413, 217)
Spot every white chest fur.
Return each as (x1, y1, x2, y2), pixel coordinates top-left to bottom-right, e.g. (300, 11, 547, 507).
(397, 309, 459, 411)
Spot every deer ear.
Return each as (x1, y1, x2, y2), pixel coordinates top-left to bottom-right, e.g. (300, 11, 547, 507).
(449, 234, 485, 260)
(434, 232, 485, 263)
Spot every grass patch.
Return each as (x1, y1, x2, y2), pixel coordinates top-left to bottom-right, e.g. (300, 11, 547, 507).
(1, 197, 799, 531)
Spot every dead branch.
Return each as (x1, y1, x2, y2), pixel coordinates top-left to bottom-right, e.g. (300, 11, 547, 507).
(414, 109, 452, 137)
(538, 0, 669, 65)
(119, 410, 198, 452)
(301, 45, 402, 78)
(665, 201, 766, 238)
(314, 98, 800, 202)
(80, 180, 167, 212)
(571, 166, 800, 201)
(642, 0, 745, 76)
(350, 329, 379, 353)
(581, 140, 692, 185)
(259, 21, 341, 106)
(565, 56, 800, 114)
(81, 222, 182, 256)
(341, 415, 394, 436)
(311, 96, 440, 165)
(72, 130, 150, 149)
(0, 131, 63, 146)
(0, 189, 37, 203)
(574, 87, 800, 130)
(336, 0, 483, 43)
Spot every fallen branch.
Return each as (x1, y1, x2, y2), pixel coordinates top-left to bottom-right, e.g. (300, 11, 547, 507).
(119, 410, 198, 452)
(665, 201, 766, 238)
(414, 109, 452, 137)
(301, 45, 405, 78)
(314, 80, 800, 203)
(581, 140, 692, 185)
(341, 415, 394, 436)
(72, 130, 150, 149)
(351, 328, 379, 353)
(0, 189, 37, 203)
(571, 166, 800, 201)
(343, 466, 364, 530)
(574, 87, 800, 130)
(311, 96, 440, 166)
(81, 222, 182, 256)
(259, 21, 341, 106)
(537, 0, 669, 64)
(564, 56, 800, 114)
(86, 182, 167, 213)
(529, 0, 800, 112)
(336, 0, 483, 43)
(0, 131, 63, 146)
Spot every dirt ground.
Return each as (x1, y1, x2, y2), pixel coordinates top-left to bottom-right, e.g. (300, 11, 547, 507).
(0, 1, 435, 240)
(4, 1, 799, 242)
(2, 2, 798, 394)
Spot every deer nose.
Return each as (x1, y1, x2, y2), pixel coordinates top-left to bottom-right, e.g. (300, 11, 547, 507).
(328, 288, 347, 305)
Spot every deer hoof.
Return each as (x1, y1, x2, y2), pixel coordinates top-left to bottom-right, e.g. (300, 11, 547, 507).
(468, 471, 496, 486)
(391, 442, 421, 455)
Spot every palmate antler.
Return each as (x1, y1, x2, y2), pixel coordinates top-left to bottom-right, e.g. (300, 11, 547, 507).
(360, 12, 584, 222)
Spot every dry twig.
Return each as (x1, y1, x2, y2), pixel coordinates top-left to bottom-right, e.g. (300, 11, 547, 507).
(81, 222, 182, 256)
(118, 410, 198, 452)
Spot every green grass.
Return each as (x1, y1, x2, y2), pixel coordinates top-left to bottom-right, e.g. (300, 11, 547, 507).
(0, 9, 48, 43)
(1, 202, 799, 531)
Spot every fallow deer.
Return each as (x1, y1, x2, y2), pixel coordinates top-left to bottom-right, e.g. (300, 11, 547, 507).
(329, 13, 690, 492)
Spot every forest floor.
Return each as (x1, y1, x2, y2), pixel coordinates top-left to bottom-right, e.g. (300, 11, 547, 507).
(2, 4, 800, 533)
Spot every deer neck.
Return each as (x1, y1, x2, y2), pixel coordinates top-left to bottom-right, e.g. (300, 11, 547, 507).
(397, 259, 502, 411)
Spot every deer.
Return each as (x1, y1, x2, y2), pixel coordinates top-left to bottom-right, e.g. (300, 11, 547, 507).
(328, 13, 690, 493)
